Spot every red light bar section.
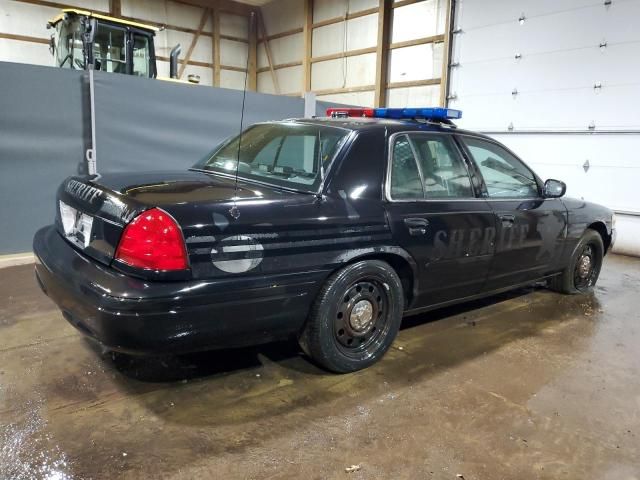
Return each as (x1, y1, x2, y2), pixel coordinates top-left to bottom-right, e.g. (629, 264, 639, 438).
(326, 108, 375, 118)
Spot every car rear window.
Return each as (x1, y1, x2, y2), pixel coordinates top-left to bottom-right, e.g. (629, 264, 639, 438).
(194, 123, 350, 192)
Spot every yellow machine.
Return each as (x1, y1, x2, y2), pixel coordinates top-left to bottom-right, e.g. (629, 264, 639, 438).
(47, 8, 188, 81)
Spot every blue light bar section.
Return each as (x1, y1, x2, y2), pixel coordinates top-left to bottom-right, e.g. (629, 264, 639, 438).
(373, 107, 462, 120)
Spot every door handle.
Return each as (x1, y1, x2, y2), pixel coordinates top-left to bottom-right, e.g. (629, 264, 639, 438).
(404, 217, 429, 236)
(499, 214, 516, 226)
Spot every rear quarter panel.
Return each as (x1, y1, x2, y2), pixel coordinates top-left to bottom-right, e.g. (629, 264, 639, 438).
(166, 130, 396, 282)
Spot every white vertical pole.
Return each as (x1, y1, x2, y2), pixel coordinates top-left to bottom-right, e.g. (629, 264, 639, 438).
(304, 91, 316, 118)
(86, 69, 97, 175)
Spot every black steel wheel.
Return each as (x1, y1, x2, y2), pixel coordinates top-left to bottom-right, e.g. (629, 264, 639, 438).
(573, 243, 599, 291)
(299, 260, 404, 373)
(549, 229, 604, 294)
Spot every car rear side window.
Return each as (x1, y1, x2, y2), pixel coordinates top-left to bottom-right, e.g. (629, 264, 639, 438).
(195, 123, 350, 192)
(390, 135, 424, 200)
(409, 134, 474, 199)
(462, 136, 539, 198)
(389, 134, 474, 200)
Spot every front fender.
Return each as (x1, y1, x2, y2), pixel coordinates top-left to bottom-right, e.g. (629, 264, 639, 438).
(561, 197, 614, 255)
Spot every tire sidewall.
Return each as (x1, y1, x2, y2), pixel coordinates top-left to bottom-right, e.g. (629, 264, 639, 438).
(568, 230, 604, 294)
(313, 260, 403, 372)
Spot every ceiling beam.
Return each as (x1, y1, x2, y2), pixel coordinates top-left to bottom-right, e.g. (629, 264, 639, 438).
(173, 0, 254, 17)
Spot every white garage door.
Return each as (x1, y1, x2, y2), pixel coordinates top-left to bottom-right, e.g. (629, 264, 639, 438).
(448, 0, 640, 255)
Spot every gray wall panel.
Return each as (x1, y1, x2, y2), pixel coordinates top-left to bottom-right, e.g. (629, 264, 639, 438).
(93, 72, 306, 172)
(0, 62, 86, 254)
(0, 64, 311, 253)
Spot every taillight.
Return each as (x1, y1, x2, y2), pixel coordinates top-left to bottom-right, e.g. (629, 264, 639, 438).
(115, 208, 189, 271)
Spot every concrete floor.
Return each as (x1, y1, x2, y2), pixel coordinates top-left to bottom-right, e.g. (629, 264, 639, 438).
(1, 255, 639, 480)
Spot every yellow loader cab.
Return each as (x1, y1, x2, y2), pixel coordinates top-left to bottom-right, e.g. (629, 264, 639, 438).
(47, 9, 193, 83)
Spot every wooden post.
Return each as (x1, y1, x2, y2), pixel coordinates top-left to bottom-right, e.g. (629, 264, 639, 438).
(257, 9, 279, 94)
(374, 0, 392, 107)
(178, 8, 209, 79)
(439, 0, 453, 107)
(109, 0, 121, 17)
(302, 0, 313, 94)
(247, 12, 257, 90)
(212, 6, 221, 86)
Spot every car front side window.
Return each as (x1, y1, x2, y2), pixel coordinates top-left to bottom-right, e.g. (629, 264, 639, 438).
(462, 137, 539, 198)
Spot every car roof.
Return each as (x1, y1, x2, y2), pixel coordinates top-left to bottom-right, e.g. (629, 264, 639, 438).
(290, 116, 492, 140)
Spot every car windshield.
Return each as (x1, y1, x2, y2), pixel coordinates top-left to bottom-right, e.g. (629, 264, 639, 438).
(194, 123, 351, 192)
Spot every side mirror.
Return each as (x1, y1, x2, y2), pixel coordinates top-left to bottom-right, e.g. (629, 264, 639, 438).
(544, 179, 566, 198)
(49, 35, 55, 56)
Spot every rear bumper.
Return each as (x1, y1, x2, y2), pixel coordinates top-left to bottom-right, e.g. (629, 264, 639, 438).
(33, 225, 326, 354)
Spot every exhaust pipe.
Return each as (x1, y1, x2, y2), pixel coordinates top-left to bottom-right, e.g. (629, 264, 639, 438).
(169, 44, 181, 79)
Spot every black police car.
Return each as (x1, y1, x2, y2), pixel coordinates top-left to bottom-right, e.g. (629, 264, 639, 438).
(33, 107, 615, 373)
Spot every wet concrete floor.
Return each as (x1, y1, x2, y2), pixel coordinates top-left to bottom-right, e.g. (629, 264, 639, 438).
(1, 254, 639, 479)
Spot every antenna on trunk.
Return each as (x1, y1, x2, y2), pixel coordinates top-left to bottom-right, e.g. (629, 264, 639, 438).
(230, 12, 255, 221)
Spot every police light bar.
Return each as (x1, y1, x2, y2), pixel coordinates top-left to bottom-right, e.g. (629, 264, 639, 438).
(326, 108, 375, 118)
(326, 107, 462, 121)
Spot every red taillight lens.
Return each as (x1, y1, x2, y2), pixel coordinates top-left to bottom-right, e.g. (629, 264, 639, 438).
(115, 208, 189, 271)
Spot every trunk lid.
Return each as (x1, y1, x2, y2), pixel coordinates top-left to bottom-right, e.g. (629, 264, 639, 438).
(55, 170, 296, 275)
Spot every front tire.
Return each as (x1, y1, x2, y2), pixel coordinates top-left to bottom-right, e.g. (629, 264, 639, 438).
(549, 229, 604, 294)
(299, 260, 404, 373)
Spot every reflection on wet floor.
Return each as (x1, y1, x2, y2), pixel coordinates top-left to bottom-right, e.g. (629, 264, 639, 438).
(1, 255, 639, 479)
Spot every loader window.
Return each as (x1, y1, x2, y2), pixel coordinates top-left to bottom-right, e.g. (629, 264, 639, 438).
(55, 19, 84, 69)
(132, 34, 151, 77)
(93, 23, 127, 74)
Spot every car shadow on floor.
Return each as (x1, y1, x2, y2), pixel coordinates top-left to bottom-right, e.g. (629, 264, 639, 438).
(96, 283, 580, 384)
(86, 283, 600, 433)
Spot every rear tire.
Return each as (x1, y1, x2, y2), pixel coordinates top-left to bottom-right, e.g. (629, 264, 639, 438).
(299, 260, 404, 373)
(549, 229, 604, 294)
